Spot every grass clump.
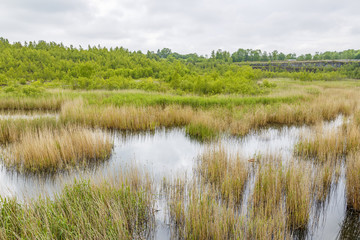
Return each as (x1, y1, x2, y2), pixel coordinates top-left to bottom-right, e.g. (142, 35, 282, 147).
(4, 127, 113, 173)
(198, 147, 249, 204)
(0, 95, 65, 111)
(0, 177, 154, 239)
(0, 117, 60, 144)
(295, 128, 345, 162)
(61, 98, 193, 131)
(346, 152, 360, 211)
(284, 163, 312, 229)
(295, 121, 360, 162)
(185, 123, 218, 142)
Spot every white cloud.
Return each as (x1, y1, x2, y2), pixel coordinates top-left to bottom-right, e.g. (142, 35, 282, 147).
(1, 0, 359, 55)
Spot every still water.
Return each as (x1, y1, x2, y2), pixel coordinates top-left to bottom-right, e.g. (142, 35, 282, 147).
(0, 115, 358, 239)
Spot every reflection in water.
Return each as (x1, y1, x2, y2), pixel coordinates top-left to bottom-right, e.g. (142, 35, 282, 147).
(0, 115, 356, 239)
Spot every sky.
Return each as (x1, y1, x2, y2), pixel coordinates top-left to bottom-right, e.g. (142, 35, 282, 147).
(1, 0, 359, 55)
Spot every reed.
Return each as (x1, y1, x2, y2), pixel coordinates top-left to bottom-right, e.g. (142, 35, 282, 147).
(198, 146, 248, 204)
(185, 122, 218, 142)
(346, 152, 360, 211)
(284, 162, 312, 229)
(251, 158, 284, 219)
(59, 87, 360, 139)
(0, 117, 60, 144)
(4, 127, 113, 173)
(0, 175, 154, 239)
(344, 122, 360, 153)
(60, 98, 193, 131)
(295, 127, 345, 162)
(0, 96, 65, 111)
(314, 162, 334, 202)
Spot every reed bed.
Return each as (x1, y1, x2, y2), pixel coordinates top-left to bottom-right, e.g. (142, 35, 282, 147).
(165, 148, 317, 239)
(0, 117, 60, 144)
(60, 88, 360, 140)
(4, 127, 113, 173)
(0, 172, 154, 239)
(0, 96, 65, 111)
(295, 121, 360, 162)
(346, 152, 360, 211)
(284, 163, 312, 229)
(185, 122, 218, 142)
(198, 147, 249, 204)
(60, 99, 194, 131)
(295, 127, 345, 162)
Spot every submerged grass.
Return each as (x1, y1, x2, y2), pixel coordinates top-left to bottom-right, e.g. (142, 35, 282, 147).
(0, 173, 154, 239)
(4, 127, 113, 173)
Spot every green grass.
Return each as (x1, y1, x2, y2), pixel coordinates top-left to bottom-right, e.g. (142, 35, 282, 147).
(0, 180, 154, 239)
(100, 92, 306, 108)
(185, 123, 218, 142)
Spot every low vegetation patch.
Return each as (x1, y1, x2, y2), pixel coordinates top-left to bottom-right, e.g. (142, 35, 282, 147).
(346, 152, 360, 211)
(4, 127, 113, 173)
(0, 177, 154, 239)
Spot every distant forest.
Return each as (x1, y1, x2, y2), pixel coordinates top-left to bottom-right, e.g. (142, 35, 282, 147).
(0, 37, 359, 95)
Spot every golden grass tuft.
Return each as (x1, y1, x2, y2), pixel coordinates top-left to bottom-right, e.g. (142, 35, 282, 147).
(0, 96, 65, 111)
(0, 117, 60, 144)
(284, 162, 312, 229)
(4, 127, 113, 172)
(61, 98, 194, 131)
(346, 152, 360, 211)
(295, 127, 345, 162)
(198, 146, 249, 204)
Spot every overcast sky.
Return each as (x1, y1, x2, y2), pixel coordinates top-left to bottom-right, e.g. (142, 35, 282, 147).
(1, 0, 359, 55)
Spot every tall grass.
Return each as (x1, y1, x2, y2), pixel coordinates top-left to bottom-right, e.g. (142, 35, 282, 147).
(185, 123, 218, 142)
(295, 128, 345, 162)
(284, 162, 312, 229)
(295, 121, 360, 162)
(0, 117, 60, 144)
(61, 98, 193, 131)
(346, 152, 360, 211)
(101, 91, 304, 108)
(61, 87, 360, 139)
(198, 147, 249, 204)
(0, 96, 65, 111)
(166, 149, 317, 239)
(4, 127, 113, 173)
(0, 174, 154, 239)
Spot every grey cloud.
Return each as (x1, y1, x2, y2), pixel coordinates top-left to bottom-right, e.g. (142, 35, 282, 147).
(1, 0, 359, 55)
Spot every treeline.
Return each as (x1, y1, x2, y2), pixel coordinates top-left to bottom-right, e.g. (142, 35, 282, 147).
(0, 38, 359, 96)
(154, 48, 360, 62)
(0, 38, 268, 95)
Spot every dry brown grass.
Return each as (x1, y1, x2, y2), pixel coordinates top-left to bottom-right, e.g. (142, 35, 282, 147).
(295, 120, 360, 162)
(346, 152, 360, 211)
(60, 88, 360, 139)
(0, 118, 61, 144)
(61, 98, 194, 131)
(4, 127, 113, 172)
(284, 162, 312, 229)
(295, 127, 345, 162)
(198, 146, 249, 204)
(0, 96, 64, 111)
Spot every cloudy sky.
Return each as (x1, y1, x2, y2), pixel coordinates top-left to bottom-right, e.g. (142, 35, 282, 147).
(1, 0, 359, 55)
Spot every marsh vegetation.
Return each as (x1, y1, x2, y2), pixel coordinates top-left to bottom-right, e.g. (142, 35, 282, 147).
(0, 39, 359, 239)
